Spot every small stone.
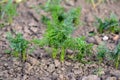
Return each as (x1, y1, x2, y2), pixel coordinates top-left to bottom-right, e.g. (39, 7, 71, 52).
(106, 77, 117, 80)
(29, 56, 39, 66)
(74, 69, 82, 74)
(82, 75, 100, 80)
(65, 61, 71, 66)
(61, 67, 65, 71)
(86, 37, 97, 44)
(66, 49, 74, 55)
(47, 64, 55, 73)
(4, 63, 8, 67)
(103, 36, 109, 41)
(65, 0, 75, 6)
(54, 60, 60, 67)
(94, 36, 102, 44)
(57, 69, 62, 74)
(59, 74, 64, 80)
(113, 35, 119, 41)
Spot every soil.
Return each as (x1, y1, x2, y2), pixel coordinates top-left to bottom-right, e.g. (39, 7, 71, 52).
(0, 0, 120, 80)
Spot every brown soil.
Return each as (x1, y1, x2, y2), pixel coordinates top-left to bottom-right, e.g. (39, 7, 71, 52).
(0, 0, 120, 80)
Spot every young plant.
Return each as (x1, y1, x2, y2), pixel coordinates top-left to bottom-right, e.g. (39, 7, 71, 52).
(64, 37, 93, 62)
(0, 0, 17, 24)
(33, 0, 92, 62)
(96, 43, 108, 64)
(111, 43, 120, 69)
(7, 33, 29, 61)
(96, 13, 120, 33)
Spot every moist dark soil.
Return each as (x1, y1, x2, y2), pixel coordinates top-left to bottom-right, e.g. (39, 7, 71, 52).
(0, 0, 120, 80)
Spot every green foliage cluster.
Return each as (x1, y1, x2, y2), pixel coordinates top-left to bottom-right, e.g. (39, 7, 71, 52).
(2, 0, 119, 70)
(97, 43, 108, 59)
(111, 43, 120, 69)
(33, 0, 92, 62)
(97, 43, 120, 69)
(7, 33, 29, 61)
(0, 0, 17, 24)
(64, 37, 93, 61)
(96, 13, 120, 33)
(96, 43, 108, 64)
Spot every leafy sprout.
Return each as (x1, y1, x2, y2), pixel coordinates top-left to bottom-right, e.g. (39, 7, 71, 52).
(32, 0, 93, 62)
(96, 13, 120, 33)
(111, 43, 120, 69)
(0, 0, 17, 24)
(7, 33, 29, 61)
(96, 43, 108, 63)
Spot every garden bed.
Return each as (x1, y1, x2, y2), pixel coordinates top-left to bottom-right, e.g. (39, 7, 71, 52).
(0, 0, 120, 80)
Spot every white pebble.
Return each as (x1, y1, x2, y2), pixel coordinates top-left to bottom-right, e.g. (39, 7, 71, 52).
(103, 36, 109, 41)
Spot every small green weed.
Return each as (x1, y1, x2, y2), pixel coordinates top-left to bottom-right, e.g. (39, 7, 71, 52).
(63, 37, 93, 62)
(111, 43, 120, 69)
(0, 0, 17, 24)
(96, 42, 120, 69)
(96, 13, 120, 33)
(33, 0, 93, 62)
(96, 43, 108, 63)
(7, 33, 29, 61)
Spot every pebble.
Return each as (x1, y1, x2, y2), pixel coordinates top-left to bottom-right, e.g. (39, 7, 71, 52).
(54, 60, 60, 67)
(86, 37, 97, 44)
(103, 36, 109, 41)
(66, 49, 74, 55)
(82, 75, 100, 80)
(74, 69, 82, 74)
(65, 61, 71, 66)
(29, 56, 39, 66)
(59, 74, 64, 80)
(65, 0, 75, 6)
(94, 36, 102, 44)
(113, 35, 119, 41)
(47, 64, 55, 73)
